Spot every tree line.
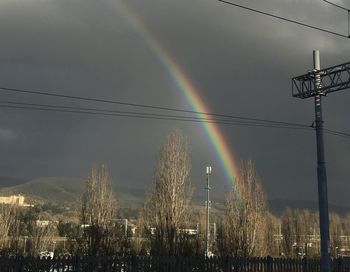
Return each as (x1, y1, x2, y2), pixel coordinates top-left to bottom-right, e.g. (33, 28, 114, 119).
(0, 129, 349, 258)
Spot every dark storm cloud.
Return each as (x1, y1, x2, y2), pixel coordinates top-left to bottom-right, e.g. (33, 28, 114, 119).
(127, 0, 350, 204)
(0, 0, 349, 205)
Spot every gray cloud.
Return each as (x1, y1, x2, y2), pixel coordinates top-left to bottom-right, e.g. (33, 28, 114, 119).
(0, 0, 349, 206)
(0, 128, 16, 141)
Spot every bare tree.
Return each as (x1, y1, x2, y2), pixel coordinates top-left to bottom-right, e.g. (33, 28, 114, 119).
(342, 213, 350, 254)
(79, 164, 120, 256)
(195, 209, 207, 255)
(221, 160, 267, 257)
(280, 208, 296, 257)
(0, 204, 18, 253)
(145, 129, 193, 256)
(265, 212, 281, 256)
(129, 212, 151, 256)
(280, 208, 320, 257)
(330, 212, 343, 257)
(27, 221, 56, 256)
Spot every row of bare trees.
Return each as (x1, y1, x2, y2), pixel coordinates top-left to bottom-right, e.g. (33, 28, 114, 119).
(0, 203, 56, 256)
(277, 208, 350, 258)
(135, 129, 269, 257)
(78, 165, 124, 256)
(220, 160, 267, 256)
(144, 130, 193, 256)
(1, 129, 349, 257)
(77, 130, 195, 256)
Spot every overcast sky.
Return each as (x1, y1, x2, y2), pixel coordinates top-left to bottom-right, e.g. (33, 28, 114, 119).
(0, 0, 349, 206)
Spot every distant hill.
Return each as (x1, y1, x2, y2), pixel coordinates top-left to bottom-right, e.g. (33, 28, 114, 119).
(0, 177, 85, 204)
(269, 199, 350, 216)
(0, 177, 146, 210)
(1, 176, 349, 217)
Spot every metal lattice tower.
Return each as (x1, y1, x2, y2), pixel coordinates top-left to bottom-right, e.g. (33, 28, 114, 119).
(293, 60, 350, 98)
(292, 51, 350, 272)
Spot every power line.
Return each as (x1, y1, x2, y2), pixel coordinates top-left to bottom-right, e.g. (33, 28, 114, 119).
(0, 86, 308, 128)
(0, 100, 310, 128)
(321, 0, 350, 37)
(325, 131, 350, 139)
(1, 89, 349, 139)
(1, 100, 350, 140)
(321, 0, 349, 11)
(0, 101, 311, 130)
(0, 100, 220, 122)
(0, 100, 279, 126)
(2, 102, 350, 140)
(324, 128, 350, 139)
(217, 0, 350, 39)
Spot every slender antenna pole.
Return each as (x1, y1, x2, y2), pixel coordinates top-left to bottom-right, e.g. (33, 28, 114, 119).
(205, 166, 212, 257)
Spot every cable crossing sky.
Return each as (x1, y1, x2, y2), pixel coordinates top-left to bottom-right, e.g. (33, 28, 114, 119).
(0, 86, 349, 140)
(217, 0, 350, 38)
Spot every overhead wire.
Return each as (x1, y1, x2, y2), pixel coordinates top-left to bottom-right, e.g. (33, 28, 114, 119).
(321, 0, 350, 37)
(1, 96, 349, 139)
(2, 101, 350, 139)
(0, 86, 308, 128)
(5, 99, 350, 140)
(0, 88, 349, 138)
(217, 0, 350, 38)
(2, 102, 349, 140)
(324, 128, 350, 139)
(321, 0, 349, 11)
(0, 100, 312, 130)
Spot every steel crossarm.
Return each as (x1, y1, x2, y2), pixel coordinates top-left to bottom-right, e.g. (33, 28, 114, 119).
(292, 61, 350, 98)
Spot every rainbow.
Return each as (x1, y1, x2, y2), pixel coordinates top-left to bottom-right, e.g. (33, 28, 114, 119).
(109, 0, 240, 184)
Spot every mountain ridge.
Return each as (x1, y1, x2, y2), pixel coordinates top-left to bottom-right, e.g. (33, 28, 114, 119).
(0, 176, 349, 216)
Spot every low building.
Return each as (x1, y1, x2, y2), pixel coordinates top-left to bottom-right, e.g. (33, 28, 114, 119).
(0, 194, 25, 206)
(36, 220, 51, 227)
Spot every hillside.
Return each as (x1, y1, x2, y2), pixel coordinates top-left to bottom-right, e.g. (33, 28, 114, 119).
(269, 199, 350, 216)
(1, 177, 349, 218)
(0, 177, 146, 211)
(0, 177, 85, 204)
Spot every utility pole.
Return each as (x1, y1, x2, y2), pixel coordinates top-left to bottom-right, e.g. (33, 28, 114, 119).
(292, 51, 350, 272)
(313, 51, 331, 272)
(205, 166, 212, 257)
